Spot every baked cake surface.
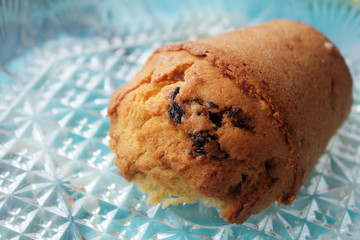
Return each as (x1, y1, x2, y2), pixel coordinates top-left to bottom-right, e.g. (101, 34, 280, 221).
(108, 20, 352, 223)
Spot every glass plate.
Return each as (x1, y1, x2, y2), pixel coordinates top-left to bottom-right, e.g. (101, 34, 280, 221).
(0, 0, 360, 239)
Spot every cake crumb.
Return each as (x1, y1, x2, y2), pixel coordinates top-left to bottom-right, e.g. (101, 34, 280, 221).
(324, 42, 333, 50)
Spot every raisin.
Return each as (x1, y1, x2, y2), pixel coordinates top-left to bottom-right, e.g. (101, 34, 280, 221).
(227, 106, 250, 130)
(189, 99, 203, 105)
(197, 110, 205, 116)
(189, 131, 229, 159)
(172, 87, 180, 101)
(168, 87, 185, 124)
(241, 173, 247, 181)
(208, 101, 218, 108)
(189, 131, 209, 155)
(265, 158, 277, 169)
(168, 103, 185, 124)
(209, 112, 223, 128)
(209, 134, 218, 140)
(229, 182, 242, 193)
(265, 158, 279, 180)
(183, 98, 203, 106)
(196, 148, 207, 155)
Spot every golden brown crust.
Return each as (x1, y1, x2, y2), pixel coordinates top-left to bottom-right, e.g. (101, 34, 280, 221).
(108, 20, 353, 224)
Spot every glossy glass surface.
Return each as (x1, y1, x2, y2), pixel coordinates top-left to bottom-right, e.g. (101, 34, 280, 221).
(0, 0, 360, 239)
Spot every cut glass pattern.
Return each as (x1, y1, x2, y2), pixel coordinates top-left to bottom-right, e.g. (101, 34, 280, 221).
(0, 0, 360, 239)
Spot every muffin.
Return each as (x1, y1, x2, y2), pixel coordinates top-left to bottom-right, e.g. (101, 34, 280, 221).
(107, 20, 353, 224)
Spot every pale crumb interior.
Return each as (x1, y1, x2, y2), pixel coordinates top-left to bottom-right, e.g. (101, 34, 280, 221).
(133, 172, 229, 210)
